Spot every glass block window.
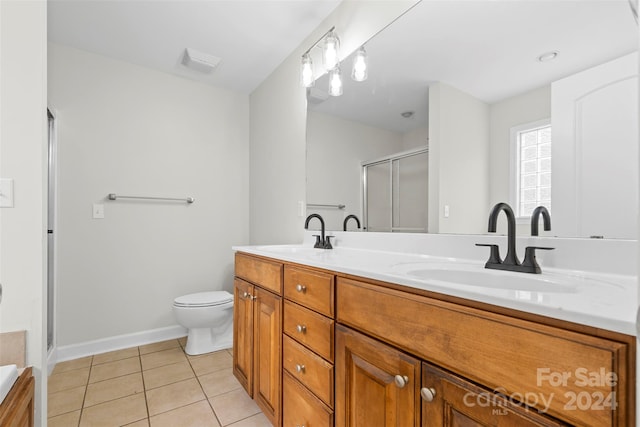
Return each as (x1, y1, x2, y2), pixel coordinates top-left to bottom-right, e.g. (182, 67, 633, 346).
(516, 124, 551, 217)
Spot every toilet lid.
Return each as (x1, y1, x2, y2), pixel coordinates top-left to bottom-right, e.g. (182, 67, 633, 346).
(173, 291, 233, 308)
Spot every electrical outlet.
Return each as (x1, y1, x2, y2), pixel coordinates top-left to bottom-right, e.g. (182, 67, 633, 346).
(0, 179, 14, 208)
(93, 203, 105, 219)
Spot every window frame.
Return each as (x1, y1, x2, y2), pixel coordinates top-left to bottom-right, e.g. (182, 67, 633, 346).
(509, 118, 552, 222)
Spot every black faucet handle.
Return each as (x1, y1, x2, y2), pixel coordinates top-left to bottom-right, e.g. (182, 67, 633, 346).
(521, 246, 555, 274)
(312, 235, 323, 249)
(324, 235, 334, 249)
(475, 244, 501, 265)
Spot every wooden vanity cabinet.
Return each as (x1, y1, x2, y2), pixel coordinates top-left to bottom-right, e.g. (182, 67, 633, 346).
(233, 254, 283, 427)
(0, 367, 34, 427)
(335, 325, 421, 427)
(282, 265, 336, 427)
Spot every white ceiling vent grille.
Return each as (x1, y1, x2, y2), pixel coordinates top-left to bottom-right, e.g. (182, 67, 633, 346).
(181, 48, 221, 74)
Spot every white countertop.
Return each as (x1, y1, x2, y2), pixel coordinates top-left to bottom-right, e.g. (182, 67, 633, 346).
(233, 235, 638, 336)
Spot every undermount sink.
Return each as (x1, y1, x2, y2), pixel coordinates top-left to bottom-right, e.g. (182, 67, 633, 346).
(253, 245, 325, 256)
(389, 262, 615, 293)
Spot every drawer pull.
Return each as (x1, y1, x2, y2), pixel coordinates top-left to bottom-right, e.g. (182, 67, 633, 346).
(295, 364, 306, 373)
(394, 375, 409, 388)
(296, 284, 307, 293)
(296, 324, 307, 334)
(420, 387, 436, 402)
(242, 292, 256, 301)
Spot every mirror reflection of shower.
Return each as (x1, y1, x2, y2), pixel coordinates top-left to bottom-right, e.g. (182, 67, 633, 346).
(363, 147, 428, 233)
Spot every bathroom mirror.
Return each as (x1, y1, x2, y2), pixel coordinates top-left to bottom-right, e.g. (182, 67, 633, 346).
(306, 0, 639, 238)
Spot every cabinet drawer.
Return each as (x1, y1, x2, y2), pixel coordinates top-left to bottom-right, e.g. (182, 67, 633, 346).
(284, 300, 334, 362)
(283, 371, 333, 427)
(336, 277, 628, 427)
(283, 335, 334, 408)
(235, 253, 283, 294)
(284, 265, 334, 317)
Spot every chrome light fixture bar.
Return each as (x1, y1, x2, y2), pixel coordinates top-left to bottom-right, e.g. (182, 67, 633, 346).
(300, 26, 338, 89)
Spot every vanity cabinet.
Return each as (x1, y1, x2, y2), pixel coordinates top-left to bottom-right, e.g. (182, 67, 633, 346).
(233, 254, 283, 427)
(0, 367, 34, 427)
(335, 325, 421, 427)
(233, 251, 634, 427)
(282, 265, 336, 427)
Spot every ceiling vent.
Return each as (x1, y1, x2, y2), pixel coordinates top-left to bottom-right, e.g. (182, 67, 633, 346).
(181, 48, 221, 74)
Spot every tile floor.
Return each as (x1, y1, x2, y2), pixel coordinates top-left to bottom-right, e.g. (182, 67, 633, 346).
(47, 338, 271, 427)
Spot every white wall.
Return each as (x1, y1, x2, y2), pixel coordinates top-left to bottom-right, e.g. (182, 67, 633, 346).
(428, 82, 489, 234)
(0, 1, 48, 425)
(401, 126, 428, 151)
(306, 111, 402, 231)
(48, 44, 250, 347)
(249, 0, 420, 245)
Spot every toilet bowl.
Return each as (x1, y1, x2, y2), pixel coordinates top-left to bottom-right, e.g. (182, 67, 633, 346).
(172, 291, 234, 356)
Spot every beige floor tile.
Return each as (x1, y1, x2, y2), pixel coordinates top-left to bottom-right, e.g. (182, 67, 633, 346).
(149, 400, 220, 427)
(48, 410, 81, 427)
(139, 339, 181, 355)
(226, 348, 233, 357)
(141, 348, 187, 371)
(52, 356, 93, 375)
(79, 393, 147, 427)
(48, 385, 86, 418)
(48, 367, 90, 394)
(84, 372, 144, 407)
(124, 419, 149, 426)
(89, 357, 141, 384)
(198, 368, 241, 398)
(143, 360, 194, 390)
(92, 347, 139, 365)
(178, 337, 187, 348)
(145, 377, 206, 416)
(209, 389, 261, 426)
(227, 413, 272, 427)
(188, 350, 232, 376)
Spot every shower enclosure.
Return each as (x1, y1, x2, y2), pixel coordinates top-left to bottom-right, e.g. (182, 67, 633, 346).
(362, 147, 428, 232)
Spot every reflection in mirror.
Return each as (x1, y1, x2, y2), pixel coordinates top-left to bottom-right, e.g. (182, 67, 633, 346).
(306, 0, 638, 238)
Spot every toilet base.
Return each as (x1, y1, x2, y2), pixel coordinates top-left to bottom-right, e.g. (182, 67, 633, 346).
(184, 327, 232, 356)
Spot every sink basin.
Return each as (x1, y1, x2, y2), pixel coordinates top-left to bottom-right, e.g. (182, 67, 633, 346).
(404, 266, 577, 293)
(388, 262, 604, 293)
(252, 245, 325, 256)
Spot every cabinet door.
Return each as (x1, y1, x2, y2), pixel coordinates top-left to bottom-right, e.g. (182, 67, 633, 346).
(421, 362, 568, 427)
(335, 325, 421, 427)
(233, 278, 254, 395)
(253, 286, 282, 427)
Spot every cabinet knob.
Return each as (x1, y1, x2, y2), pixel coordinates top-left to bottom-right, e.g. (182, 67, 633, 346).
(295, 364, 305, 373)
(242, 291, 249, 299)
(420, 387, 436, 402)
(296, 324, 307, 334)
(296, 284, 307, 293)
(394, 375, 409, 388)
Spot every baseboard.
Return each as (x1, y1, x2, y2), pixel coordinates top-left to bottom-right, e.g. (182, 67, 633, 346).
(56, 325, 188, 363)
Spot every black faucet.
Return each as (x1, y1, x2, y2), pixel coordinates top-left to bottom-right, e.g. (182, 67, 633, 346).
(305, 214, 332, 249)
(476, 202, 554, 274)
(530, 206, 551, 236)
(343, 215, 361, 231)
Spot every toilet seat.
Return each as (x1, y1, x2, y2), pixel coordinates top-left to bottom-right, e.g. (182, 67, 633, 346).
(173, 291, 233, 308)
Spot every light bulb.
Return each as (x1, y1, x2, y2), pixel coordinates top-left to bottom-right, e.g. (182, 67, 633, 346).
(351, 47, 368, 82)
(329, 66, 343, 97)
(300, 54, 314, 88)
(323, 31, 340, 70)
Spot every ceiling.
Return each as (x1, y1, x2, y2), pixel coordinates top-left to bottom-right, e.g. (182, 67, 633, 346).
(310, 0, 639, 133)
(48, 0, 342, 94)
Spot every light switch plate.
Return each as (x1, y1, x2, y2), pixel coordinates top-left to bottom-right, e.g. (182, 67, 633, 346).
(0, 179, 14, 208)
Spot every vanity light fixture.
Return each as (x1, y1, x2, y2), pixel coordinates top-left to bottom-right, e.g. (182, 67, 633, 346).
(301, 53, 314, 87)
(300, 26, 340, 88)
(323, 30, 340, 70)
(351, 46, 368, 82)
(329, 65, 343, 97)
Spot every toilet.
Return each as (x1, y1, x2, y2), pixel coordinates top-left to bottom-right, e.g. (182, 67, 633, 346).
(172, 291, 234, 356)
